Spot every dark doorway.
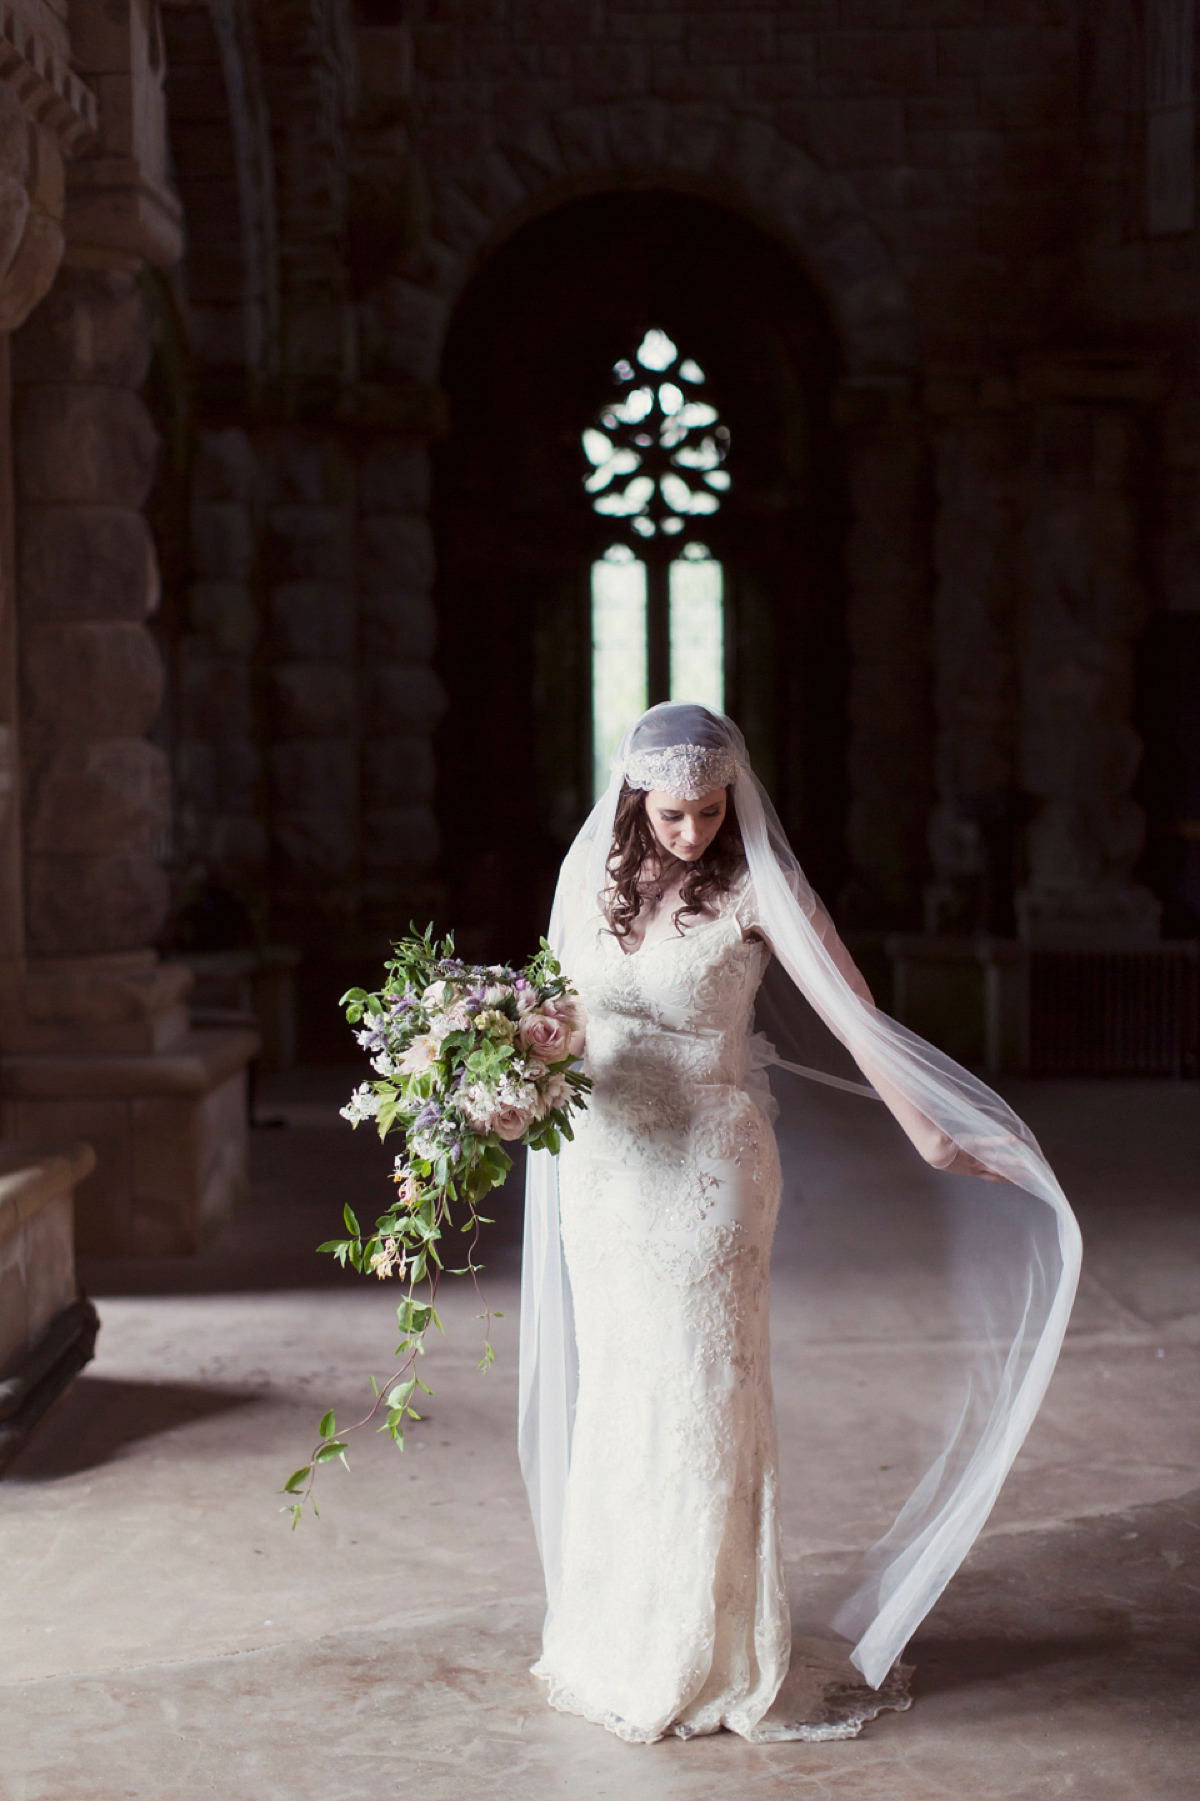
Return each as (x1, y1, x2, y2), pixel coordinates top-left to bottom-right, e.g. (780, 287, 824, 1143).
(433, 189, 849, 961)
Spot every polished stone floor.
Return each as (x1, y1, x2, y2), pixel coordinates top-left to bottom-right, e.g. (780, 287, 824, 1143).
(1, 1069, 1198, 1800)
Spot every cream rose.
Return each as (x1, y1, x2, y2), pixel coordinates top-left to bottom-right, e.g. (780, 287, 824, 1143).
(399, 1035, 438, 1074)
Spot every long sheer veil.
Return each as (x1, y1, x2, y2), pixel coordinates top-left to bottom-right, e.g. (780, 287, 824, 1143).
(519, 702, 1082, 1689)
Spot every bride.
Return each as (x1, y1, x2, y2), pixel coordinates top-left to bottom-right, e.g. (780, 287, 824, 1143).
(519, 702, 1081, 1744)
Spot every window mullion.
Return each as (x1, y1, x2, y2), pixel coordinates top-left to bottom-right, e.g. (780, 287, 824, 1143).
(647, 554, 671, 706)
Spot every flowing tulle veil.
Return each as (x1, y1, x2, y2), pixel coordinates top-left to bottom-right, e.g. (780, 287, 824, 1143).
(520, 702, 1081, 1689)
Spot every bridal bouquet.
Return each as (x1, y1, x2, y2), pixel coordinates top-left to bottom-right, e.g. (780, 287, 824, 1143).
(283, 927, 589, 1524)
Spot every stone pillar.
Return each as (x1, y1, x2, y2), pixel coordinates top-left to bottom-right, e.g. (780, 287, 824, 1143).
(1016, 399, 1161, 947)
(926, 404, 1021, 936)
(0, 271, 257, 1254)
(0, 0, 107, 1436)
(838, 383, 934, 927)
(177, 428, 267, 899)
(356, 433, 442, 934)
(263, 431, 359, 941)
(15, 270, 171, 964)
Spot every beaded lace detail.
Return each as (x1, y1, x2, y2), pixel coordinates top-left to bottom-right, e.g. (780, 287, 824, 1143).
(535, 883, 911, 1743)
(624, 741, 739, 798)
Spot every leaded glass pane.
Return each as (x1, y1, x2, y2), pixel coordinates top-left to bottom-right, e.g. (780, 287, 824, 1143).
(592, 547, 648, 797)
(669, 551, 724, 715)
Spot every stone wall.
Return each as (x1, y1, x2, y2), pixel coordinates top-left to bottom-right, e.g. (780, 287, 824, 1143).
(120, 2, 1200, 963)
(0, 0, 261, 1261)
(176, 426, 267, 909)
(15, 271, 169, 960)
(1017, 393, 1160, 947)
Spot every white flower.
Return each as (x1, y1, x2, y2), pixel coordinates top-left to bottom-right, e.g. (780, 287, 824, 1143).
(422, 980, 448, 1007)
(408, 1129, 441, 1163)
(370, 1237, 406, 1280)
(399, 1035, 438, 1074)
(484, 984, 514, 1005)
(459, 1073, 539, 1141)
(428, 1002, 472, 1043)
(340, 1084, 379, 1126)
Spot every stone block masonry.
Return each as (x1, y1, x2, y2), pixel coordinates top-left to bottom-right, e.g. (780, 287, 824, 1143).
(14, 269, 169, 959)
(2, 268, 260, 1257)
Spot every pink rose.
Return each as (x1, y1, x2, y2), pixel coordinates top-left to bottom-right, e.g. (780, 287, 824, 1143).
(554, 995, 587, 1059)
(518, 1005, 573, 1063)
(493, 1102, 533, 1142)
(535, 1070, 573, 1116)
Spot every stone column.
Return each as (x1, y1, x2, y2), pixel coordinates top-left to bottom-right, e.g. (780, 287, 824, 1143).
(1, 271, 257, 1254)
(837, 383, 934, 927)
(1016, 399, 1161, 947)
(177, 427, 267, 896)
(16, 270, 171, 966)
(926, 404, 1021, 936)
(356, 433, 443, 936)
(263, 431, 359, 942)
(0, 0, 105, 1410)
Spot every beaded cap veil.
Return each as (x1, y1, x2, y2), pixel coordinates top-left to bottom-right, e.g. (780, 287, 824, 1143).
(623, 710, 740, 799)
(519, 702, 1081, 1689)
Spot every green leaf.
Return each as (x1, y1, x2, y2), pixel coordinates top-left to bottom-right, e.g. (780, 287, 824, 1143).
(283, 1466, 311, 1494)
(343, 1204, 361, 1237)
(318, 1410, 336, 1439)
(315, 1440, 349, 1464)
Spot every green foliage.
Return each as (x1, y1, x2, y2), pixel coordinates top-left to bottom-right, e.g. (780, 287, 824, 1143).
(282, 923, 591, 1525)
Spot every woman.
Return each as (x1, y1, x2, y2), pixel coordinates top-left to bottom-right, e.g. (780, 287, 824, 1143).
(519, 703, 1081, 1743)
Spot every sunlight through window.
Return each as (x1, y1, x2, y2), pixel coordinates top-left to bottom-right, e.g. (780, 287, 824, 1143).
(670, 547, 724, 716)
(585, 333, 730, 797)
(592, 546, 648, 798)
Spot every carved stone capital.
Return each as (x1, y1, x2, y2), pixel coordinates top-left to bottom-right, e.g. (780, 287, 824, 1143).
(64, 0, 183, 268)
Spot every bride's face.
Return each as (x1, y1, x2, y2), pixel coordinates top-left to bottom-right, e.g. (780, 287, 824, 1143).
(645, 787, 727, 864)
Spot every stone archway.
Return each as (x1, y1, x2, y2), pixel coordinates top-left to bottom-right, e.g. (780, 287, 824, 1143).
(377, 104, 915, 389)
(375, 108, 930, 937)
(431, 186, 854, 960)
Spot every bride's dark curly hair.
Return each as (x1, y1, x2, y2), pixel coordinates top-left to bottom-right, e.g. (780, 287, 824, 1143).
(605, 782, 746, 940)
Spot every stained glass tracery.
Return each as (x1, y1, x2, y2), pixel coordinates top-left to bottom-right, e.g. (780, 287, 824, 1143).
(586, 331, 729, 796)
(582, 329, 731, 540)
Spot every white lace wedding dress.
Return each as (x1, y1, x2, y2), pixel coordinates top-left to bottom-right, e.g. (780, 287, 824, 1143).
(532, 879, 910, 1743)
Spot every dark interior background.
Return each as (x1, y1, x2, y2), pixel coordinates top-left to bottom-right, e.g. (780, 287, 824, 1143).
(433, 189, 850, 963)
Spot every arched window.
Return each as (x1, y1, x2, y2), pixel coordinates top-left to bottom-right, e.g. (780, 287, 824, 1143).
(583, 329, 730, 796)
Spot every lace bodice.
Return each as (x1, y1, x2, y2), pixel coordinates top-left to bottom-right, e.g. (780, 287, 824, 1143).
(570, 887, 769, 1132)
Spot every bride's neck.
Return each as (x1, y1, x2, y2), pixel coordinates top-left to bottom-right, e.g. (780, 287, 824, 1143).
(639, 854, 684, 898)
